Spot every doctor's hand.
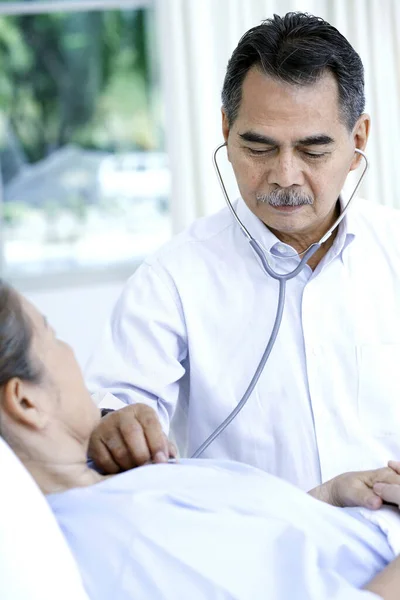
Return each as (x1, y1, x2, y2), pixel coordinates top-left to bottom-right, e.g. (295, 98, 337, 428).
(309, 465, 400, 510)
(373, 461, 400, 509)
(88, 404, 177, 474)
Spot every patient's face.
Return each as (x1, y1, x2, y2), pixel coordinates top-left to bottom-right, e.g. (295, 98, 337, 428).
(21, 296, 100, 442)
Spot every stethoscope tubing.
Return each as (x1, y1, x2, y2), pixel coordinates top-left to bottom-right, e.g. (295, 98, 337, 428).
(191, 146, 369, 458)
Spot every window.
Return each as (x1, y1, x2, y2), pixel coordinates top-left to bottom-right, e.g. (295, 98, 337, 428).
(0, 0, 170, 283)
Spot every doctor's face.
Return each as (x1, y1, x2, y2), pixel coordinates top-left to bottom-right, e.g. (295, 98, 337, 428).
(222, 67, 370, 242)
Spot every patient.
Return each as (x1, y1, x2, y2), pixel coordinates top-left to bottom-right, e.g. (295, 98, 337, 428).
(1, 281, 400, 600)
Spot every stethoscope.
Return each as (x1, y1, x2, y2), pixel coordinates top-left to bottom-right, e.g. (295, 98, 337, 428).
(191, 143, 369, 458)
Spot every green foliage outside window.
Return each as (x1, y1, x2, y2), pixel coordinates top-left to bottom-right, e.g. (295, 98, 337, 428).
(0, 8, 160, 181)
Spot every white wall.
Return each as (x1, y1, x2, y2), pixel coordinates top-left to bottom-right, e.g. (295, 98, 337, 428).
(26, 281, 124, 370)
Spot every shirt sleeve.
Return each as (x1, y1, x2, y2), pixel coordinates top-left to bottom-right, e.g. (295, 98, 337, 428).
(85, 260, 188, 433)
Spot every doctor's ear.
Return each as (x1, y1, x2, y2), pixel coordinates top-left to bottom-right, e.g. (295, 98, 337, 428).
(221, 108, 231, 162)
(221, 108, 230, 141)
(350, 113, 371, 171)
(1, 378, 48, 431)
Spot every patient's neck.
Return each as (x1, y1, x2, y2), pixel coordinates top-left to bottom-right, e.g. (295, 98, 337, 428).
(13, 431, 107, 495)
(25, 456, 106, 495)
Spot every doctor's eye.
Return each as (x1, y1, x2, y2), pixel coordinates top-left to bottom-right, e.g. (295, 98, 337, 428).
(246, 147, 275, 156)
(301, 151, 328, 159)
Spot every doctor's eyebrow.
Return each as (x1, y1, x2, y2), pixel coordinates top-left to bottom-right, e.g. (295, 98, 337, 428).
(296, 134, 335, 146)
(239, 132, 276, 145)
(239, 131, 335, 147)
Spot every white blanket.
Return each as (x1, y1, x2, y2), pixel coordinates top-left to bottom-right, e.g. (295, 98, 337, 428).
(359, 505, 400, 555)
(48, 458, 393, 600)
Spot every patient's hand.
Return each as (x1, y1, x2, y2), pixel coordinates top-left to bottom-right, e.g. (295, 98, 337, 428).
(88, 404, 177, 474)
(373, 461, 400, 509)
(309, 465, 400, 510)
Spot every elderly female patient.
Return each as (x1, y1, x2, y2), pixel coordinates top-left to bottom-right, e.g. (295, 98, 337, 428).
(2, 282, 400, 600)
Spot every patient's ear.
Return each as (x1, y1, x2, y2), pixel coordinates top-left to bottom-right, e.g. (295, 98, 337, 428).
(1, 379, 48, 430)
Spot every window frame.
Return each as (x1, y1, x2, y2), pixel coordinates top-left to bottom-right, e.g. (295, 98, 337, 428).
(0, 1, 152, 16)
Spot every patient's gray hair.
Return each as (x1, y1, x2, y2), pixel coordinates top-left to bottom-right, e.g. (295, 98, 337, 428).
(0, 282, 42, 434)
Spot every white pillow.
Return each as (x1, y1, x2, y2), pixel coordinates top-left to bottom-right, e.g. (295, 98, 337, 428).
(0, 438, 89, 600)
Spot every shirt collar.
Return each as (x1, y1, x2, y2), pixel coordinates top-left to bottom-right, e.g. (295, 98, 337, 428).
(330, 195, 357, 260)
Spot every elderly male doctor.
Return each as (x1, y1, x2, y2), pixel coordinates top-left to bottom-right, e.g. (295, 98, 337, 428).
(86, 12, 400, 497)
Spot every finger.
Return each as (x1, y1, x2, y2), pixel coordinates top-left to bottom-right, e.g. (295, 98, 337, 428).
(168, 440, 178, 459)
(388, 461, 400, 475)
(358, 489, 383, 510)
(137, 411, 169, 462)
(374, 482, 400, 506)
(339, 478, 383, 509)
(119, 420, 153, 467)
(368, 467, 400, 486)
(104, 428, 139, 471)
(377, 467, 400, 485)
(88, 437, 121, 474)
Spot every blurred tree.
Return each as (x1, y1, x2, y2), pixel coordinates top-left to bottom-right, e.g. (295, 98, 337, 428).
(0, 7, 156, 182)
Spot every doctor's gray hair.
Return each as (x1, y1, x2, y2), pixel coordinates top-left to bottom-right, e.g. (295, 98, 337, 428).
(222, 12, 365, 131)
(0, 282, 41, 388)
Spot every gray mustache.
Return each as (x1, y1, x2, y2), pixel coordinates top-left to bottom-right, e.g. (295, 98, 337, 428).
(256, 189, 313, 207)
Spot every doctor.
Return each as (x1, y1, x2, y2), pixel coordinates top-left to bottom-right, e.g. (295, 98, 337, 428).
(86, 12, 400, 494)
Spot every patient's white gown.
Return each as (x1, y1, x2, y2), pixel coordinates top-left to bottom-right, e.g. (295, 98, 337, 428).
(47, 459, 398, 600)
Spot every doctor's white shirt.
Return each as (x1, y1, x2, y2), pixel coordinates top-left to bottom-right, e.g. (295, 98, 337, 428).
(86, 197, 400, 491)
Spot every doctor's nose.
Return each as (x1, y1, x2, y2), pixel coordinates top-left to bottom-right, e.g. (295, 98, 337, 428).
(267, 152, 304, 188)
